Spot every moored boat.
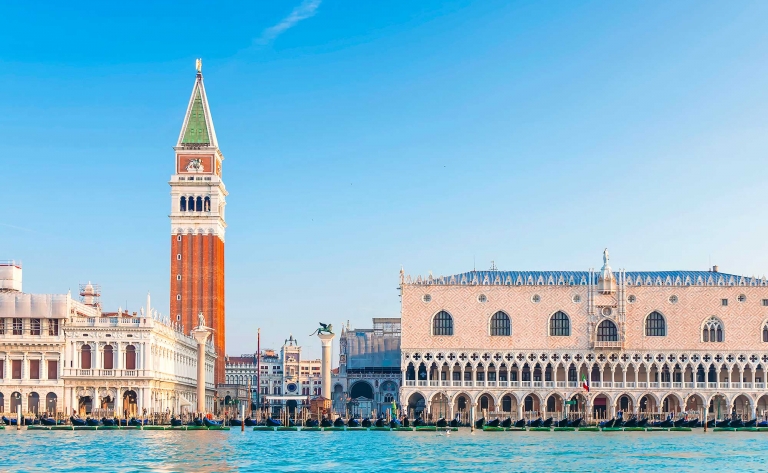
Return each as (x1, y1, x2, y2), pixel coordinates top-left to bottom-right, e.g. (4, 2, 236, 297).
(230, 419, 243, 427)
(348, 418, 361, 428)
(374, 418, 386, 428)
(516, 419, 528, 428)
(304, 419, 319, 428)
(541, 417, 553, 428)
(486, 418, 501, 428)
(41, 417, 57, 426)
(70, 416, 87, 427)
(502, 418, 513, 428)
(436, 418, 448, 428)
(266, 418, 283, 427)
(170, 418, 182, 427)
(86, 418, 101, 427)
(244, 418, 258, 427)
(474, 417, 485, 429)
(203, 417, 221, 427)
(554, 417, 569, 427)
(361, 418, 372, 428)
(389, 418, 402, 428)
(413, 417, 426, 427)
(333, 417, 345, 428)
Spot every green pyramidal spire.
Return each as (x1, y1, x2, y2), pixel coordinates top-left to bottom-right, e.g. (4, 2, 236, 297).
(182, 88, 210, 144)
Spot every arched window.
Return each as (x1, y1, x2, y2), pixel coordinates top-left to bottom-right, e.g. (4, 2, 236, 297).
(204, 196, 211, 212)
(549, 311, 570, 336)
(596, 320, 618, 341)
(702, 317, 724, 342)
(81, 345, 91, 369)
(180, 196, 187, 212)
(195, 196, 203, 211)
(490, 311, 510, 336)
(125, 345, 137, 370)
(103, 345, 114, 370)
(645, 311, 666, 337)
(763, 323, 768, 343)
(432, 311, 453, 336)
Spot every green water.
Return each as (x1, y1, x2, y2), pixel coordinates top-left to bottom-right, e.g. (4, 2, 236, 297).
(3, 429, 768, 472)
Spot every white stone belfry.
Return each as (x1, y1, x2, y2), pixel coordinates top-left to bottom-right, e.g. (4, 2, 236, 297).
(192, 313, 212, 413)
(317, 332, 335, 400)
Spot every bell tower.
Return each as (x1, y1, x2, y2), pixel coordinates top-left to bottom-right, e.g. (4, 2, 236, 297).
(169, 59, 227, 385)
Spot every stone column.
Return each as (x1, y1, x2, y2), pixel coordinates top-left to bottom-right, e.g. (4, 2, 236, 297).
(192, 326, 212, 414)
(317, 332, 335, 400)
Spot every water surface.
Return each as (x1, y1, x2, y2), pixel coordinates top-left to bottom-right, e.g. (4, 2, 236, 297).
(3, 429, 767, 472)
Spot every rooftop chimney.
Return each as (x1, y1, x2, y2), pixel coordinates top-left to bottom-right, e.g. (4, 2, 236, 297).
(712, 265, 719, 273)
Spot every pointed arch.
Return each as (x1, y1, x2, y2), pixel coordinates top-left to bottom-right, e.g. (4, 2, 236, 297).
(432, 310, 453, 336)
(549, 311, 570, 336)
(702, 316, 724, 342)
(489, 311, 511, 336)
(645, 311, 666, 337)
(597, 320, 618, 341)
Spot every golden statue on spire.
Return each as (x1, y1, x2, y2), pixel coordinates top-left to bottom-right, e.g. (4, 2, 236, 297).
(195, 58, 202, 73)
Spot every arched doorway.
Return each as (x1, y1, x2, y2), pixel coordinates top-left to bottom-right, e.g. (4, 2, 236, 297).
(0, 393, 4, 413)
(523, 394, 539, 413)
(546, 393, 563, 415)
(431, 393, 449, 420)
(661, 394, 681, 413)
(501, 394, 516, 413)
(333, 384, 344, 413)
(453, 393, 470, 423)
(349, 381, 374, 400)
(407, 393, 425, 418)
(46, 393, 57, 415)
(638, 394, 657, 413)
(477, 393, 495, 415)
(101, 395, 114, 411)
(732, 394, 752, 420)
(685, 394, 705, 412)
(10, 392, 22, 413)
(617, 394, 633, 413)
(592, 394, 609, 419)
(123, 390, 137, 417)
(27, 392, 40, 414)
(709, 394, 727, 419)
(79, 396, 93, 415)
(757, 394, 768, 418)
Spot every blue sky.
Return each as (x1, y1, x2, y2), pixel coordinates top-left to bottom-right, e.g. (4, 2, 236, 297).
(2, 1, 768, 358)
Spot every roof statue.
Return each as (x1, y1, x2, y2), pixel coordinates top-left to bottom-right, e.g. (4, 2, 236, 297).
(603, 248, 609, 265)
(196, 58, 202, 73)
(198, 311, 206, 328)
(310, 322, 333, 336)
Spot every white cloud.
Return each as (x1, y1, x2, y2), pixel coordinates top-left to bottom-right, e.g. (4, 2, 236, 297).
(255, 0, 322, 45)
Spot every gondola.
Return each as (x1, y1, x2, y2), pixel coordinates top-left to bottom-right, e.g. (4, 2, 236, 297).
(229, 419, 243, 427)
(2, 416, 18, 426)
(528, 418, 542, 428)
(23, 417, 39, 425)
(413, 417, 426, 427)
(244, 418, 258, 427)
(449, 418, 460, 428)
(743, 419, 757, 428)
(599, 418, 615, 428)
(729, 418, 745, 428)
(673, 418, 686, 428)
(554, 417, 569, 427)
(541, 417, 553, 428)
(41, 417, 57, 426)
(128, 418, 145, 427)
(474, 417, 485, 429)
(203, 417, 221, 427)
(288, 418, 296, 427)
(486, 418, 501, 428)
(623, 417, 638, 428)
(684, 418, 698, 428)
(304, 419, 319, 428)
(515, 419, 528, 428)
(375, 418, 386, 428)
(715, 418, 730, 428)
(70, 416, 87, 427)
(320, 418, 333, 428)
(348, 418, 361, 428)
(636, 418, 648, 428)
(266, 417, 283, 427)
(502, 418, 513, 428)
(390, 419, 402, 428)
(170, 418, 183, 427)
(402, 417, 410, 428)
(101, 418, 116, 427)
(436, 418, 448, 428)
(657, 419, 674, 428)
(361, 418, 372, 428)
(705, 419, 715, 428)
(86, 418, 101, 427)
(119, 419, 128, 426)
(758, 420, 768, 428)
(333, 417, 345, 428)
(567, 417, 582, 428)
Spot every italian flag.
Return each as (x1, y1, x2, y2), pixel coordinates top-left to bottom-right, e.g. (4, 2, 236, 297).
(581, 374, 590, 392)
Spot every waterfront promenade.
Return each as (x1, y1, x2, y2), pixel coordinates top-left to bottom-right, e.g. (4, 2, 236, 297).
(1, 429, 767, 472)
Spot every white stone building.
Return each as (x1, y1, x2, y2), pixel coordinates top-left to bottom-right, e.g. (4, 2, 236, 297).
(0, 262, 216, 418)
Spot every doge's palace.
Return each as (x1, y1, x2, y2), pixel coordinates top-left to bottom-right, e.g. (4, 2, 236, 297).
(400, 250, 768, 423)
